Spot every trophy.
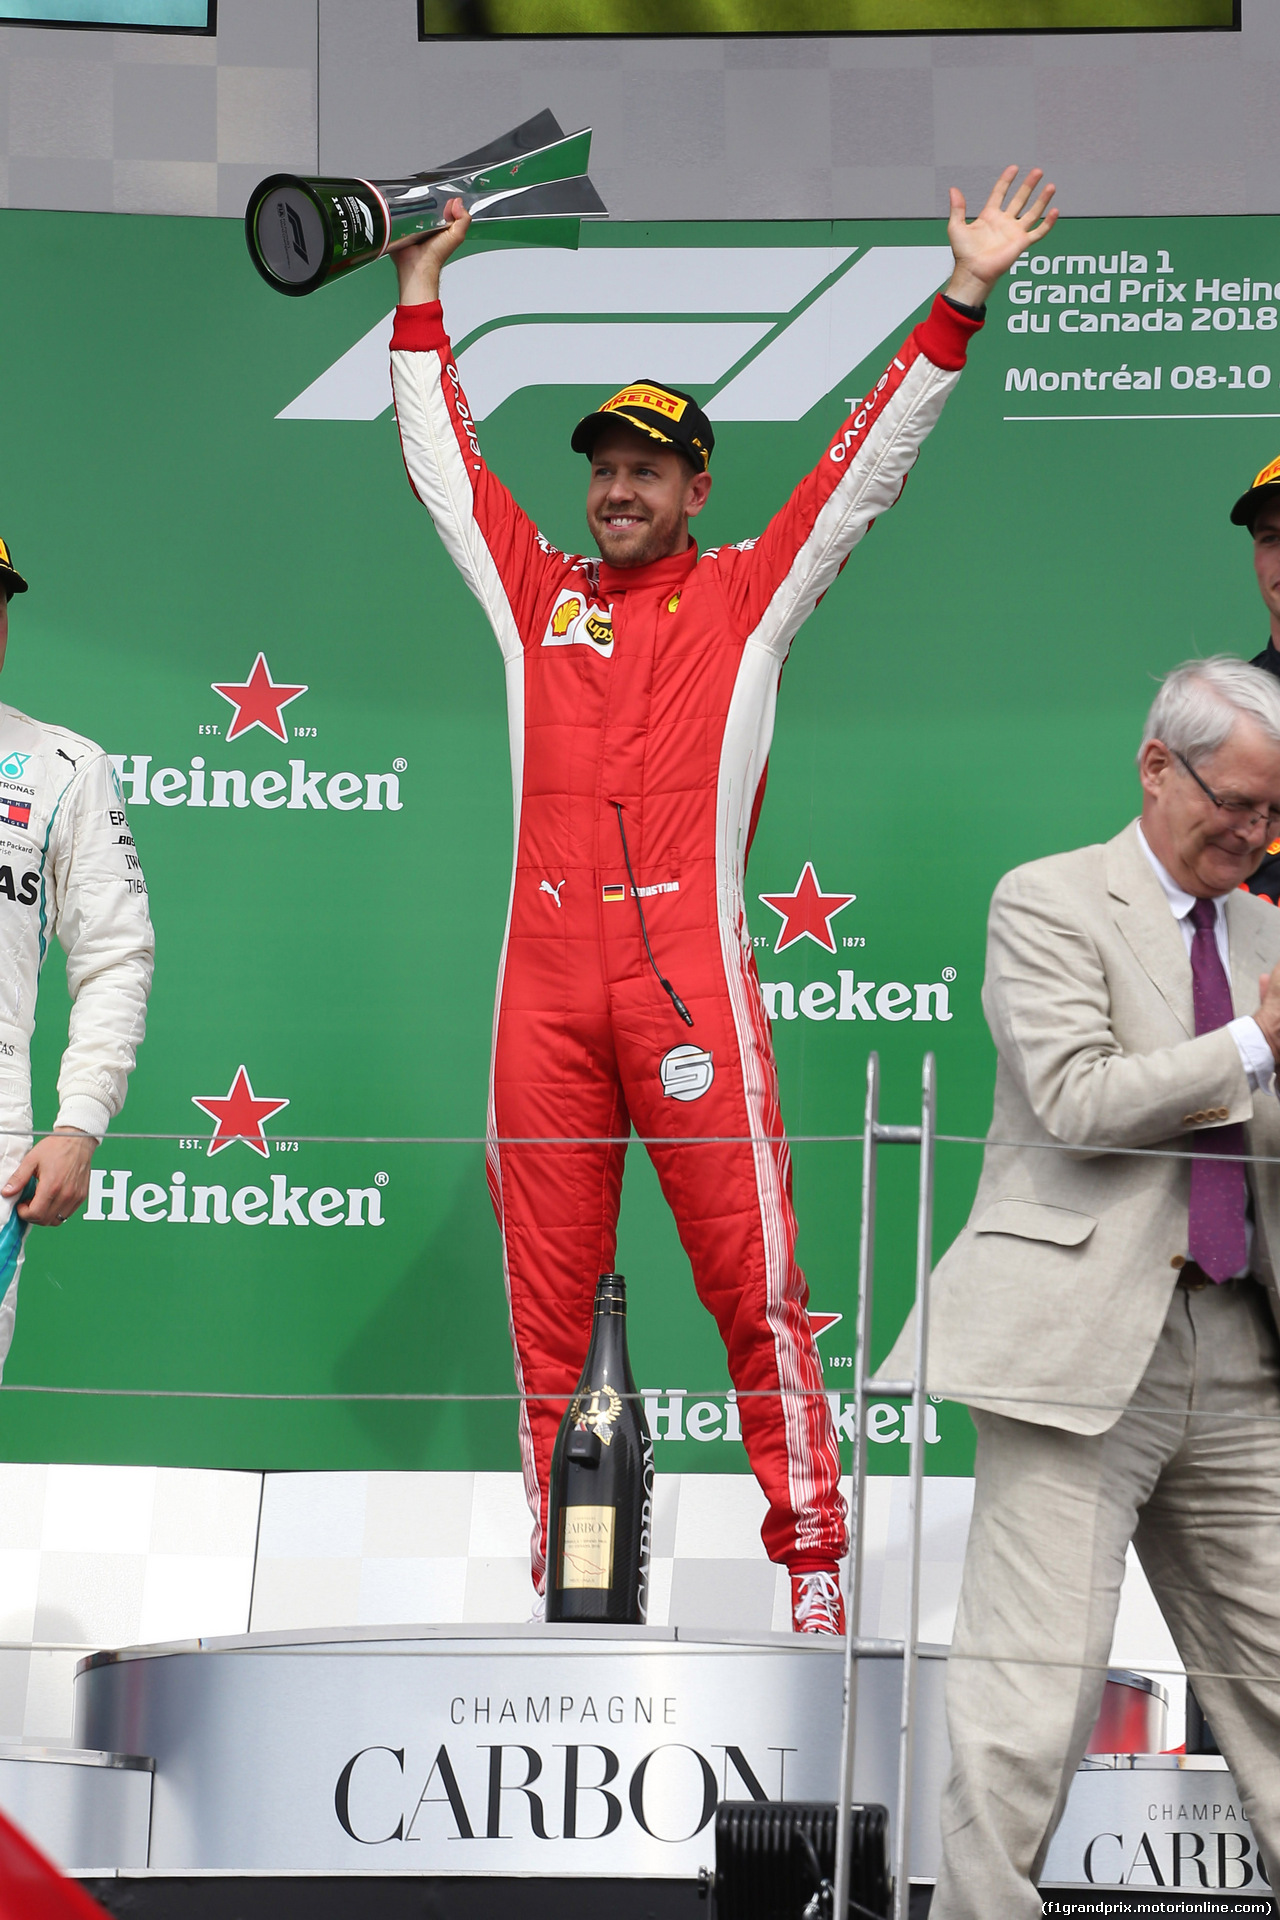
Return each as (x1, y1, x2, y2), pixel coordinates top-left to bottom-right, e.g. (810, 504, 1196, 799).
(245, 109, 605, 297)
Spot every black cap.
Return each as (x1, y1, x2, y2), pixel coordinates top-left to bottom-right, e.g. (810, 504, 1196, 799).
(0, 538, 27, 599)
(572, 380, 714, 472)
(1231, 454, 1280, 528)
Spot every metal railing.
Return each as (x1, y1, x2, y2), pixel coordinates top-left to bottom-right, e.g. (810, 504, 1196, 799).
(834, 1049, 936, 1920)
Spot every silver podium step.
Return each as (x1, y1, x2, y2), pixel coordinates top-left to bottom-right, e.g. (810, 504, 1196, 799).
(0, 1744, 152, 1867)
(74, 1624, 952, 1876)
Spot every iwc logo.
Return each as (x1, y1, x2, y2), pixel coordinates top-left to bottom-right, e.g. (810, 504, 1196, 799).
(569, 1384, 623, 1446)
(659, 1044, 715, 1102)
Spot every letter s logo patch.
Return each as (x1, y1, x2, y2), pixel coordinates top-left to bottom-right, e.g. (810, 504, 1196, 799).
(659, 1045, 714, 1102)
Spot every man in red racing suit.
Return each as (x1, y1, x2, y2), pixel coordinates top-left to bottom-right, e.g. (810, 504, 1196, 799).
(389, 168, 1057, 1631)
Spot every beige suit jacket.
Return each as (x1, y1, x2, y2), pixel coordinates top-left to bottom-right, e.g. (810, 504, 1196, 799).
(879, 821, 1280, 1433)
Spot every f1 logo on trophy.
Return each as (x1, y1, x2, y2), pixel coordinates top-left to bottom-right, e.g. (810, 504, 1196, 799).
(244, 109, 606, 296)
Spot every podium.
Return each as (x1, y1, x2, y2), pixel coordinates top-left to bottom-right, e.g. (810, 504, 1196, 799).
(71, 1625, 949, 1877)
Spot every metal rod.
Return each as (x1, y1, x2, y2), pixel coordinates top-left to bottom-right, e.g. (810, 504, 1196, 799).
(833, 1051, 880, 1920)
(891, 1051, 937, 1920)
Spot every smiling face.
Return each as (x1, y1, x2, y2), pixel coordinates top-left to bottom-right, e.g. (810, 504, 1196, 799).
(584, 424, 711, 569)
(1253, 498, 1280, 638)
(1140, 715, 1280, 897)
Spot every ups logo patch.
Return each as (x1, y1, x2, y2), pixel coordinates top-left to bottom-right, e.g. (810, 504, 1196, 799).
(542, 590, 615, 658)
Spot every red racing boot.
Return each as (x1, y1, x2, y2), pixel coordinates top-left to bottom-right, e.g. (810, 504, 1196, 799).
(791, 1569, 846, 1635)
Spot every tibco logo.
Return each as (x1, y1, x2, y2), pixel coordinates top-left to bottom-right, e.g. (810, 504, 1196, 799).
(85, 1170, 385, 1228)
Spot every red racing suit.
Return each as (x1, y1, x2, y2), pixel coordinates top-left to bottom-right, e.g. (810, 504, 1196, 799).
(391, 291, 982, 1587)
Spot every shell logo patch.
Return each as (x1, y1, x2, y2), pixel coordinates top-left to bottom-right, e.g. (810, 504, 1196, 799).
(542, 590, 614, 657)
(550, 597, 583, 637)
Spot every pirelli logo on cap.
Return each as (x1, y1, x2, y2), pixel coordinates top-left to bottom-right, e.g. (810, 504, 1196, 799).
(1254, 454, 1280, 490)
(0, 542, 12, 570)
(601, 385, 688, 423)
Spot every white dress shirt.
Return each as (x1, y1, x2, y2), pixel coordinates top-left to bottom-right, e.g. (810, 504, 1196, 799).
(1136, 823, 1277, 1093)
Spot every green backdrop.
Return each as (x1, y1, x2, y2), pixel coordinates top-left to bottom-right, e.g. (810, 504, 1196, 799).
(0, 206, 1274, 1477)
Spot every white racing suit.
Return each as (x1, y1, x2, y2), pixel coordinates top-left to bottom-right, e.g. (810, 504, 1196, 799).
(0, 704, 153, 1371)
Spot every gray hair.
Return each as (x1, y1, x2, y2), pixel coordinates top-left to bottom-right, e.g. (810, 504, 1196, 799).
(1140, 655, 1280, 767)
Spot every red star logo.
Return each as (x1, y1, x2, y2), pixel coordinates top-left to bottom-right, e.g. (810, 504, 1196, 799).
(759, 862, 856, 954)
(808, 1311, 842, 1339)
(191, 1065, 290, 1158)
(212, 654, 307, 743)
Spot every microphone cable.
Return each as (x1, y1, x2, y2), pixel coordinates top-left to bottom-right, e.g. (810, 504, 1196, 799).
(613, 801, 693, 1028)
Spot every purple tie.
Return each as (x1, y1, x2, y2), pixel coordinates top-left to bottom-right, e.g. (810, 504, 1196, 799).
(1187, 897, 1248, 1282)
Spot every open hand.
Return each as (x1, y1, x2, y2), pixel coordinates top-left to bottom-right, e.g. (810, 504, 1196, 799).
(391, 196, 472, 308)
(1258, 967, 1280, 1065)
(945, 167, 1058, 308)
(1, 1129, 97, 1227)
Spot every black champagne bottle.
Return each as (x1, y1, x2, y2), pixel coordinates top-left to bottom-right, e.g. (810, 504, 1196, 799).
(546, 1274, 653, 1624)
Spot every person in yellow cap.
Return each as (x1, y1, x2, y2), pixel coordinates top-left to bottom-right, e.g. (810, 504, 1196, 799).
(1231, 460, 1280, 901)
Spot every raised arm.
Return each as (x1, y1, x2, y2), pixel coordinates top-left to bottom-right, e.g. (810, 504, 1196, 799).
(716, 167, 1057, 649)
(388, 200, 569, 664)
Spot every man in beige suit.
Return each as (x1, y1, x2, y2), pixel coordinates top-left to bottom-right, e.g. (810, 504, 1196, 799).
(890, 657, 1280, 1916)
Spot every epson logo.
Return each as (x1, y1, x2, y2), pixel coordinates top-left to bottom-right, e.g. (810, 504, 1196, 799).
(85, 1170, 385, 1228)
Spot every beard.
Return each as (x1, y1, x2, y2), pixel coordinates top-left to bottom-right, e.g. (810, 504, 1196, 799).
(587, 503, 685, 568)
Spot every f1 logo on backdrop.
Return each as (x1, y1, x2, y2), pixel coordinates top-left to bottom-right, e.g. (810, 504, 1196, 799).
(276, 245, 954, 426)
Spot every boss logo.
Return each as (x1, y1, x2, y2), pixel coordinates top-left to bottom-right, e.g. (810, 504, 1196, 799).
(659, 1045, 714, 1102)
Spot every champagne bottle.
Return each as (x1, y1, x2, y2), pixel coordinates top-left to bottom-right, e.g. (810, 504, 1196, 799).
(546, 1274, 653, 1624)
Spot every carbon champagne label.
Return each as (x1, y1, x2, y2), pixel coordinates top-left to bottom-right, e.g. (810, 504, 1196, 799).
(559, 1505, 615, 1589)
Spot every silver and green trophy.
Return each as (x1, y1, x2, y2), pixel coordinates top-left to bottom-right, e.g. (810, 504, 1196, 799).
(245, 109, 605, 297)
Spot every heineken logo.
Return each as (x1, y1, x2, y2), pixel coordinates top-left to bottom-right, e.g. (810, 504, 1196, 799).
(109, 754, 403, 815)
(190, 1065, 289, 1158)
(84, 1168, 386, 1230)
(759, 862, 855, 955)
(212, 653, 308, 742)
(109, 651, 404, 817)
